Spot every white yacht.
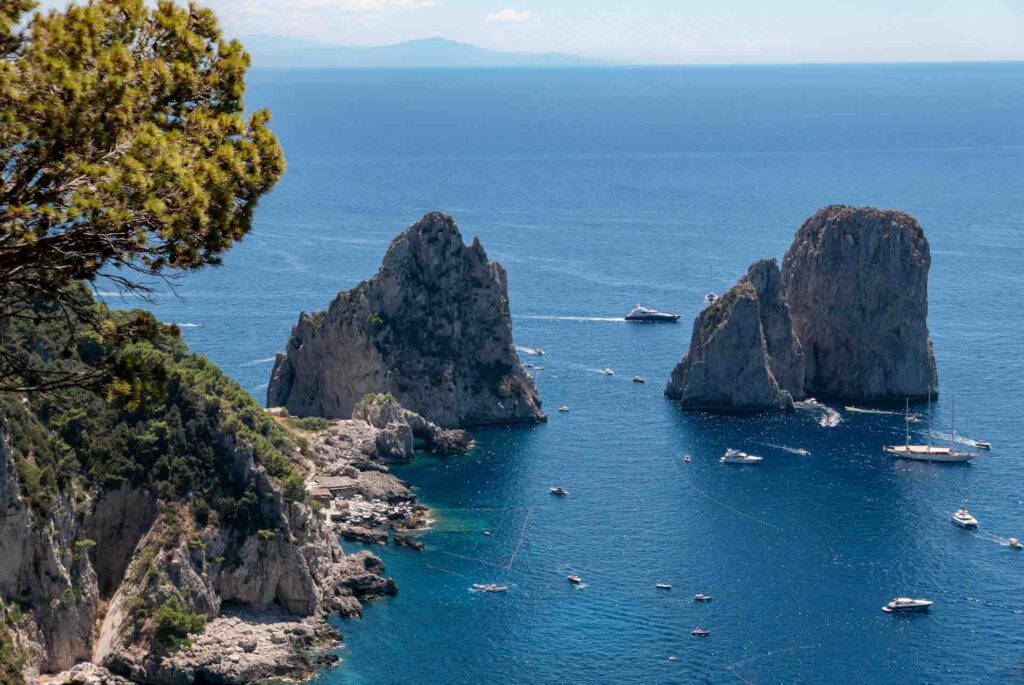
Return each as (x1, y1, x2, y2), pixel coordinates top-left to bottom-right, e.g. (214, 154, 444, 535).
(558, 405, 570, 412)
(720, 448, 763, 464)
(885, 393, 976, 463)
(883, 597, 933, 613)
(625, 304, 681, 322)
(951, 507, 978, 528)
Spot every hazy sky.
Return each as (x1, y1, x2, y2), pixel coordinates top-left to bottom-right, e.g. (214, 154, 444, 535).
(36, 0, 1024, 64)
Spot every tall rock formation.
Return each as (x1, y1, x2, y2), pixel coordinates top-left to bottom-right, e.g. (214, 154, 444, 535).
(665, 259, 804, 411)
(267, 212, 544, 428)
(782, 205, 938, 400)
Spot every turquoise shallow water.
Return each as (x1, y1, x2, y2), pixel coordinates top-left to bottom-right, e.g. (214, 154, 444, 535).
(135, 64, 1024, 683)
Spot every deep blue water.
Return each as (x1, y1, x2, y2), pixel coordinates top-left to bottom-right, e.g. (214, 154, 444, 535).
(133, 64, 1024, 683)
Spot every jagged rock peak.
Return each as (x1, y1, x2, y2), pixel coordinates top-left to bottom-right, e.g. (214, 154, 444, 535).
(782, 205, 938, 400)
(268, 212, 545, 428)
(665, 258, 802, 412)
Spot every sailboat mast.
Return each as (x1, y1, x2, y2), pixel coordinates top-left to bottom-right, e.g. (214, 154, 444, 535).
(905, 398, 910, 448)
(951, 396, 956, 445)
(927, 385, 933, 449)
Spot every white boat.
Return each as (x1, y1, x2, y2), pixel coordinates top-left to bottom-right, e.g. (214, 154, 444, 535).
(885, 393, 976, 463)
(704, 292, 718, 304)
(1008, 538, 1022, 550)
(473, 584, 508, 593)
(975, 441, 991, 449)
(567, 574, 582, 585)
(625, 304, 681, 322)
(720, 448, 762, 464)
(550, 487, 569, 496)
(883, 597, 933, 613)
(599, 368, 615, 376)
(558, 405, 570, 412)
(656, 582, 672, 590)
(632, 375, 646, 383)
(694, 593, 712, 602)
(951, 507, 978, 528)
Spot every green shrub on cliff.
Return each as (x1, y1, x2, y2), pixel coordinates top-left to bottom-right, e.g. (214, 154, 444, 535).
(0, 293, 304, 538)
(152, 597, 206, 652)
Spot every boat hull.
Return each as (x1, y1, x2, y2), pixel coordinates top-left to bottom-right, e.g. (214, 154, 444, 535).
(884, 446, 976, 463)
(624, 314, 680, 322)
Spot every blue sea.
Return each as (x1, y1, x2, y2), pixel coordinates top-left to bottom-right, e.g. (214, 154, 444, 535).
(134, 64, 1024, 683)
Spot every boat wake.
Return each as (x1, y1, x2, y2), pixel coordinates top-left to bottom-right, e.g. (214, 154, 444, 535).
(175, 322, 203, 328)
(517, 315, 626, 323)
(753, 442, 811, 456)
(796, 399, 842, 427)
(241, 356, 278, 367)
(920, 430, 987, 448)
(515, 346, 545, 355)
(845, 406, 904, 417)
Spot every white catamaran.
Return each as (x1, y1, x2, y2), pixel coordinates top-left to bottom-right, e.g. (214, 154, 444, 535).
(884, 391, 976, 463)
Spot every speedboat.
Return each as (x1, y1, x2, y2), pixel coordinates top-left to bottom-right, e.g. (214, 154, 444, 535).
(883, 597, 933, 613)
(550, 487, 569, 496)
(694, 593, 712, 602)
(951, 507, 978, 528)
(483, 531, 492, 536)
(599, 368, 615, 376)
(683, 454, 692, 463)
(558, 405, 570, 412)
(704, 292, 718, 304)
(720, 448, 762, 464)
(567, 574, 582, 585)
(656, 583, 672, 590)
(1008, 538, 1022, 550)
(691, 628, 710, 637)
(632, 376, 646, 383)
(473, 584, 508, 593)
(975, 441, 991, 449)
(625, 304, 681, 322)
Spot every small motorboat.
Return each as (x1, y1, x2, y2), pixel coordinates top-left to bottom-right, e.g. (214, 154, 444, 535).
(550, 487, 569, 496)
(691, 628, 710, 637)
(975, 441, 991, 449)
(472, 584, 508, 593)
(567, 574, 582, 585)
(1008, 538, 1022, 550)
(951, 507, 978, 529)
(656, 583, 672, 590)
(599, 368, 615, 376)
(883, 597, 933, 613)
(535, 348, 544, 356)
(720, 448, 763, 464)
(632, 375, 646, 383)
(694, 593, 712, 602)
(625, 304, 681, 322)
(683, 454, 692, 463)
(558, 405, 570, 412)
(483, 531, 492, 536)
(704, 293, 718, 304)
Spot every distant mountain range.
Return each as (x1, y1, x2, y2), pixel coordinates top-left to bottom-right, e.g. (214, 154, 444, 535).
(239, 36, 602, 68)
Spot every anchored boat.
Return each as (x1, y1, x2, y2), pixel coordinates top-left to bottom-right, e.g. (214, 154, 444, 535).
(885, 393, 977, 463)
(883, 597, 933, 613)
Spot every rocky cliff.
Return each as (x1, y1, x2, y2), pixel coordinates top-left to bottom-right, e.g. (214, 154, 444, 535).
(0, 299, 396, 685)
(782, 205, 938, 400)
(267, 212, 544, 428)
(665, 259, 803, 411)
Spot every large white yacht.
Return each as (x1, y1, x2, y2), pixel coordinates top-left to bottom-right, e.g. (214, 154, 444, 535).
(624, 304, 681, 322)
(883, 597, 934, 613)
(720, 448, 763, 464)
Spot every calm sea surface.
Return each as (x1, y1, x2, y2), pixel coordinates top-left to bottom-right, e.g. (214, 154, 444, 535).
(135, 64, 1024, 683)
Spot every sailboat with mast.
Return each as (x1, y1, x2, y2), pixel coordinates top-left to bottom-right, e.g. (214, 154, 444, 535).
(951, 467, 979, 528)
(884, 390, 977, 463)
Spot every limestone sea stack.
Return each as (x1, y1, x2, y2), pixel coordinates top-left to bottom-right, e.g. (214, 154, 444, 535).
(665, 259, 804, 412)
(268, 212, 545, 427)
(782, 205, 938, 400)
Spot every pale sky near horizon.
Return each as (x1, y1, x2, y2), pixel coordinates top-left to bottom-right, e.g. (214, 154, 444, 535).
(35, 0, 1024, 64)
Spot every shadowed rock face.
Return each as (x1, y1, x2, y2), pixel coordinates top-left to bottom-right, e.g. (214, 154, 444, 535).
(665, 259, 803, 412)
(268, 212, 544, 428)
(782, 205, 938, 401)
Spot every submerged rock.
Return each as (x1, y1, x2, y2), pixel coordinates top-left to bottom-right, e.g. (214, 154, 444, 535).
(665, 259, 802, 412)
(782, 205, 938, 400)
(268, 212, 544, 428)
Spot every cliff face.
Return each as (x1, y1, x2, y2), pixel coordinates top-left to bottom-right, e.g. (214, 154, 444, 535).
(267, 212, 544, 428)
(665, 259, 803, 412)
(0, 300, 396, 685)
(782, 205, 938, 400)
